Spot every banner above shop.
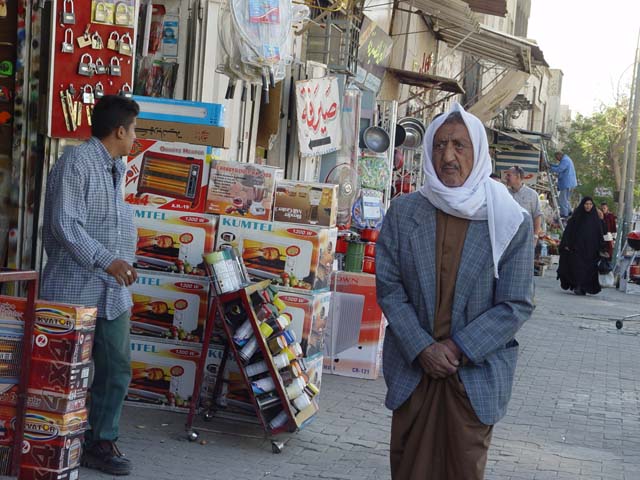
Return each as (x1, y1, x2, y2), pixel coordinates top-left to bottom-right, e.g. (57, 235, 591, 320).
(354, 16, 393, 93)
(295, 77, 342, 157)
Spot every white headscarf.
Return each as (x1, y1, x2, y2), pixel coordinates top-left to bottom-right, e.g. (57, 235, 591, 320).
(419, 103, 525, 278)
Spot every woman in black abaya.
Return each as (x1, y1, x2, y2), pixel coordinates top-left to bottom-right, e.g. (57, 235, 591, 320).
(557, 197, 605, 295)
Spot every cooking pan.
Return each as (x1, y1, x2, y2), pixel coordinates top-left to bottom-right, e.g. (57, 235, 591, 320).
(361, 126, 391, 153)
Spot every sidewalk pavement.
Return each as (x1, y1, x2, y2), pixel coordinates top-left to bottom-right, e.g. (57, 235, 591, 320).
(80, 269, 640, 480)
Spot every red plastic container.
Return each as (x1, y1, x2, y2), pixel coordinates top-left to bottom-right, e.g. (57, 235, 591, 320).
(362, 257, 376, 274)
(360, 229, 380, 242)
(364, 243, 376, 257)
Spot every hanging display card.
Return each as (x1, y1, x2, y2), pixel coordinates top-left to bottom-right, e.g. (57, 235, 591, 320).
(295, 77, 341, 157)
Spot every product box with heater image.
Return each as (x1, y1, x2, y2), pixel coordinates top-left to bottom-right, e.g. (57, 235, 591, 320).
(130, 272, 209, 343)
(21, 409, 87, 471)
(125, 140, 212, 213)
(132, 207, 217, 276)
(206, 160, 284, 220)
(323, 272, 386, 380)
(126, 337, 201, 412)
(216, 216, 337, 291)
(273, 181, 338, 227)
(273, 289, 331, 358)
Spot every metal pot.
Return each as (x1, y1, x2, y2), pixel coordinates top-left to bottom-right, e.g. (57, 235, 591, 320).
(394, 124, 407, 148)
(361, 126, 391, 153)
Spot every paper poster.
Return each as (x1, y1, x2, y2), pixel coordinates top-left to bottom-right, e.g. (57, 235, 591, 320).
(295, 77, 341, 157)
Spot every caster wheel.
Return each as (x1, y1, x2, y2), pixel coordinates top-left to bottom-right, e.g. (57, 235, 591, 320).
(616, 320, 623, 330)
(203, 411, 214, 422)
(271, 441, 284, 454)
(187, 430, 199, 442)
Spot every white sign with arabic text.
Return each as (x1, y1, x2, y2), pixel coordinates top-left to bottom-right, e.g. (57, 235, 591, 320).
(295, 77, 341, 157)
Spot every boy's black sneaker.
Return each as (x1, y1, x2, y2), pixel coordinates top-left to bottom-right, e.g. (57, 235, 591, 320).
(81, 440, 131, 476)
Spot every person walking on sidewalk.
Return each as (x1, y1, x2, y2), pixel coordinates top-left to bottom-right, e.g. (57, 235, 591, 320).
(601, 202, 617, 258)
(550, 151, 577, 218)
(376, 103, 534, 480)
(41, 95, 139, 476)
(505, 165, 543, 242)
(557, 196, 605, 296)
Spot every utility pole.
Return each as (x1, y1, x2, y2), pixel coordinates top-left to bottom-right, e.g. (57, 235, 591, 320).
(616, 31, 640, 259)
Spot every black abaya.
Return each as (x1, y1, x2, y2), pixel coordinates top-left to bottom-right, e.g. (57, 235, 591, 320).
(557, 198, 605, 295)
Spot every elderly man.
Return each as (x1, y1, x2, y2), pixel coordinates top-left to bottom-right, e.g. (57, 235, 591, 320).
(42, 95, 139, 476)
(505, 165, 543, 240)
(376, 103, 534, 479)
(550, 151, 577, 218)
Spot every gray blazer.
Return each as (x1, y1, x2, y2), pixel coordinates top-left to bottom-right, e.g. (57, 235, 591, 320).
(376, 193, 534, 425)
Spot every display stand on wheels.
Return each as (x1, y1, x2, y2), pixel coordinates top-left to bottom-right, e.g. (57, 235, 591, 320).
(185, 268, 319, 453)
(0, 269, 38, 477)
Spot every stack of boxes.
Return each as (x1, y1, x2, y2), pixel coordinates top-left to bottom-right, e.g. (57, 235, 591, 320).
(0, 296, 96, 479)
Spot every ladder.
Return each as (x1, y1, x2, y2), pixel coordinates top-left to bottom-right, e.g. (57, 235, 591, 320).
(539, 141, 564, 230)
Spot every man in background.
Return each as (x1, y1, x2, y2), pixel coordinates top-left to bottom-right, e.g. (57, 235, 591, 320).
(505, 166, 543, 241)
(550, 151, 577, 218)
(41, 95, 139, 476)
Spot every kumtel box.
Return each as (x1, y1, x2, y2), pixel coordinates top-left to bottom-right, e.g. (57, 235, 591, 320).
(215, 216, 337, 291)
(273, 181, 338, 227)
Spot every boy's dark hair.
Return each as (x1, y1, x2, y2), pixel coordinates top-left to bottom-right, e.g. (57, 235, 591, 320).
(600, 201, 608, 206)
(91, 95, 140, 139)
(510, 165, 525, 178)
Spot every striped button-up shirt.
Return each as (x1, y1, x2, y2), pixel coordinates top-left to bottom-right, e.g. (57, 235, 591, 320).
(41, 137, 136, 320)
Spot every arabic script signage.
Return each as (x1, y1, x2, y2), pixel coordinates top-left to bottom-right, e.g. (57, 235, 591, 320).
(295, 77, 341, 157)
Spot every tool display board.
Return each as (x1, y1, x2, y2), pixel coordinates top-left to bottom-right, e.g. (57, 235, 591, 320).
(47, 0, 136, 139)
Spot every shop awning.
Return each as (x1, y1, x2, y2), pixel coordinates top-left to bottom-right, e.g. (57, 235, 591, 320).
(412, 0, 479, 33)
(432, 24, 548, 73)
(462, 0, 507, 16)
(387, 68, 465, 94)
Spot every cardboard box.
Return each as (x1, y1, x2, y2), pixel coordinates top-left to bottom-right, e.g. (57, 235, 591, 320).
(125, 140, 212, 213)
(0, 406, 16, 446)
(0, 297, 97, 331)
(130, 272, 209, 343)
(21, 409, 87, 470)
(135, 118, 230, 149)
(323, 272, 386, 380)
(18, 466, 80, 480)
(216, 216, 337, 291)
(127, 337, 201, 412)
(273, 181, 338, 227)
(26, 389, 86, 415)
(206, 160, 284, 220)
(132, 207, 217, 276)
(28, 360, 90, 396)
(274, 289, 331, 358)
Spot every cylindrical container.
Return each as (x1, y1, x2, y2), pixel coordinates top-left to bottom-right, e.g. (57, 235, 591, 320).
(223, 247, 249, 286)
(284, 342, 303, 361)
(238, 336, 258, 363)
(204, 251, 236, 294)
(344, 242, 365, 272)
(261, 314, 291, 339)
(335, 237, 348, 254)
(245, 360, 269, 377)
(272, 297, 286, 312)
(269, 410, 289, 430)
(273, 352, 290, 369)
(268, 330, 295, 354)
(292, 392, 311, 412)
(362, 256, 376, 274)
(288, 360, 303, 378)
(364, 242, 376, 257)
(251, 376, 276, 395)
(304, 383, 319, 398)
(259, 322, 274, 338)
(232, 319, 254, 347)
(285, 376, 307, 400)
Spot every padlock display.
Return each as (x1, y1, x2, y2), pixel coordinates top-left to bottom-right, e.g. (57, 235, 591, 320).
(118, 33, 132, 56)
(93, 1, 109, 23)
(114, 1, 130, 26)
(95, 58, 107, 74)
(107, 32, 120, 51)
(119, 82, 133, 98)
(82, 85, 95, 105)
(61, 0, 76, 24)
(77, 53, 93, 77)
(91, 32, 104, 50)
(61, 29, 74, 53)
(94, 82, 105, 99)
(109, 56, 121, 76)
(77, 27, 91, 49)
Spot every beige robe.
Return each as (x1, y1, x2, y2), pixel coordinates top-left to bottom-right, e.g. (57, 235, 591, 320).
(390, 210, 493, 480)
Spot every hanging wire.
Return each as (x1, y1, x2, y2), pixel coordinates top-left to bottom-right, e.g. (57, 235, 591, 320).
(292, 0, 350, 12)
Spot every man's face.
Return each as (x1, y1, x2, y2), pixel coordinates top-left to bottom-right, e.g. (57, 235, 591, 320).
(432, 122, 474, 187)
(504, 168, 521, 189)
(584, 200, 594, 212)
(555, 152, 562, 161)
(117, 118, 137, 157)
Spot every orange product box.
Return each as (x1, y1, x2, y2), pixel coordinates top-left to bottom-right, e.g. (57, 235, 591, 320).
(27, 389, 86, 415)
(21, 409, 87, 471)
(273, 288, 331, 358)
(28, 359, 90, 397)
(130, 271, 209, 343)
(324, 272, 386, 380)
(132, 207, 217, 276)
(125, 140, 212, 213)
(32, 328, 94, 365)
(19, 466, 79, 480)
(216, 216, 337, 291)
(206, 160, 284, 220)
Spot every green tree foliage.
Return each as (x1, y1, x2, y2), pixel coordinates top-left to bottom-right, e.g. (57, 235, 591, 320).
(558, 99, 640, 207)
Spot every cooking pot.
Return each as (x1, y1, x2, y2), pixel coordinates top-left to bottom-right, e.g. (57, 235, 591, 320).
(361, 126, 391, 153)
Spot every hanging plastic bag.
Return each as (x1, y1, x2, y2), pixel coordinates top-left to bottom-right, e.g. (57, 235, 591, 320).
(599, 272, 614, 288)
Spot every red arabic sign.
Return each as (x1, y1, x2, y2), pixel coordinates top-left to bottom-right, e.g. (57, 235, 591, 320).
(295, 77, 342, 156)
